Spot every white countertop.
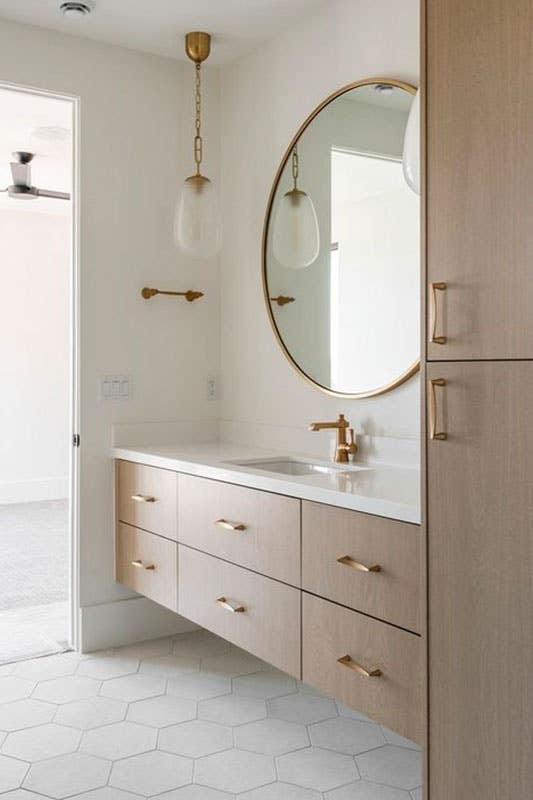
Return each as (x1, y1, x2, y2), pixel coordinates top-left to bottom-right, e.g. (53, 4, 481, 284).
(112, 442, 420, 524)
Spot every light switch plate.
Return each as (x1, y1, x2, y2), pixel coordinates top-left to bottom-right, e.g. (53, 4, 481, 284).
(100, 375, 132, 401)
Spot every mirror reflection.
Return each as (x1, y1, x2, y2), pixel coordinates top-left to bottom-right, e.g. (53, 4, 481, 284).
(264, 80, 420, 397)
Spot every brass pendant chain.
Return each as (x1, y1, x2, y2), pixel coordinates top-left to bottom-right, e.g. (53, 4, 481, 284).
(194, 62, 203, 175)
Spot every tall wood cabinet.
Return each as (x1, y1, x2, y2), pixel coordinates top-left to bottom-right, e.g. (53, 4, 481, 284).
(426, 1, 533, 798)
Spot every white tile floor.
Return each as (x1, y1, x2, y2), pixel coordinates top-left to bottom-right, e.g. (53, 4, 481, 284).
(0, 630, 422, 799)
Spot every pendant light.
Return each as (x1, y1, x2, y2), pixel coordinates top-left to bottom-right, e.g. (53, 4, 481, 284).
(402, 88, 420, 195)
(272, 145, 320, 269)
(174, 31, 221, 259)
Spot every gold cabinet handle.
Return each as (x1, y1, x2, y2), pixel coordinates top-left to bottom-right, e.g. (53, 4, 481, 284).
(338, 654, 382, 678)
(429, 378, 447, 440)
(216, 596, 245, 613)
(215, 518, 246, 532)
(429, 281, 447, 344)
(131, 559, 156, 571)
(131, 494, 156, 503)
(337, 555, 381, 573)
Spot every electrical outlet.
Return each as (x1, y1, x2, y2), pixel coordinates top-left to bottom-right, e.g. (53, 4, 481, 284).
(207, 376, 217, 401)
(100, 375, 132, 401)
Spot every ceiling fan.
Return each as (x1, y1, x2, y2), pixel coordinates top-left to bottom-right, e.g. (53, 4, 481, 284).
(0, 151, 70, 200)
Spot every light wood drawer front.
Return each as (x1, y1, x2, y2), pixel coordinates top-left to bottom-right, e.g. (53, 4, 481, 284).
(179, 545, 301, 678)
(302, 502, 420, 633)
(116, 523, 178, 611)
(302, 593, 422, 743)
(117, 460, 177, 540)
(178, 474, 300, 586)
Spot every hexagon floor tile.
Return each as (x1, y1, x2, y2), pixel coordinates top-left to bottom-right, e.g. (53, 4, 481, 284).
(355, 746, 422, 791)
(5, 638, 422, 799)
(194, 747, 276, 794)
(33, 675, 100, 704)
(100, 672, 167, 702)
(54, 696, 127, 729)
(239, 784, 321, 800)
(268, 693, 338, 725)
(232, 669, 297, 699)
(309, 717, 386, 755)
(80, 721, 157, 760)
(2, 723, 81, 761)
(277, 746, 359, 792)
(198, 694, 267, 726)
(234, 717, 309, 756)
(110, 750, 193, 796)
(0, 698, 56, 731)
(0, 754, 29, 792)
(127, 694, 197, 728)
(158, 719, 233, 758)
(23, 752, 111, 798)
(325, 782, 413, 800)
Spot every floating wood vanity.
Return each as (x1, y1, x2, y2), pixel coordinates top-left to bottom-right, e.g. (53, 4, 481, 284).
(114, 453, 422, 744)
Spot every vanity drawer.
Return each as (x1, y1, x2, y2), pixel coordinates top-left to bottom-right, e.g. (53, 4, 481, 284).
(178, 545, 301, 677)
(116, 460, 177, 540)
(302, 501, 420, 632)
(116, 523, 178, 611)
(178, 474, 300, 586)
(302, 593, 422, 743)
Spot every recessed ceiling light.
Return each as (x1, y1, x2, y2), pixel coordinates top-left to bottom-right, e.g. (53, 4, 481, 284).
(59, 1, 95, 19)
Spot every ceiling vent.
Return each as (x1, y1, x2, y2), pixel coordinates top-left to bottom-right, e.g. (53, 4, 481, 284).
(59, 1, 95, 19)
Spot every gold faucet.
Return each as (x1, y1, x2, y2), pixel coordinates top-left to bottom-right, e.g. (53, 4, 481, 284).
(308, 414, 357, 464)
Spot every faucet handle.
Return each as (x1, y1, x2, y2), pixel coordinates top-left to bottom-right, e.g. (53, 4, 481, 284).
(347, 428, 358, 460)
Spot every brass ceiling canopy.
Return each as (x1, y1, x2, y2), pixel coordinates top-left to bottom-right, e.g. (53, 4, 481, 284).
(185, 32, 211, 64)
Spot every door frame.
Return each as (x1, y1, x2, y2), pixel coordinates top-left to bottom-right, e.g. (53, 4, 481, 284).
(0, 80, 81, 650)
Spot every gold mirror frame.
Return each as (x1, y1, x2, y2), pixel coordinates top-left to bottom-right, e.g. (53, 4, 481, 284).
(262, 77, 419, 399)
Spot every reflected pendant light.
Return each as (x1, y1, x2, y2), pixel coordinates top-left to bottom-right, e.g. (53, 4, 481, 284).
(402, 88, 420, 195)
(272, 145, 320, 269)
(174, 31, 222, 259)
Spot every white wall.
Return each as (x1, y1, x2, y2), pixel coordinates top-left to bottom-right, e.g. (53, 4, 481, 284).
(0, 209, 70, 503)
(0, 19, 221, 646)
(219, 0, 420, 461)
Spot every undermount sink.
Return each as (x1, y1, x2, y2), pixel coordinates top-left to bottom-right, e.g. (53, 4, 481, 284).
(227, 457, 369, 477)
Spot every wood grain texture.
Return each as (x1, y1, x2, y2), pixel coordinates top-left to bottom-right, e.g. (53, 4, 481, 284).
(178, 544, 301, 677)
(178, 474, 300, 586)
(302, 502, 420, 632)
(117, 460, 178, 540)
(302, 593, 422, 743)
(116, 522, 178, 611)
(426, 0, 533, 359)
(427, 362, 533, 799)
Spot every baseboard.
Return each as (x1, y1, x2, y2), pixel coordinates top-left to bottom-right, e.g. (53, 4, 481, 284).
(79, 596, 198, 653)
(0, 477, 68, 504)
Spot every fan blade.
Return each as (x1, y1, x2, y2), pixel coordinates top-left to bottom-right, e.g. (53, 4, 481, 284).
(36, 188, 71, 200)
(10, 161, 30, 186)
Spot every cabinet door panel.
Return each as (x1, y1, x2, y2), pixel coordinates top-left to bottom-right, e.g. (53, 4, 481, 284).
(427, 362, 533, 799)
(427, 0, 533, 359)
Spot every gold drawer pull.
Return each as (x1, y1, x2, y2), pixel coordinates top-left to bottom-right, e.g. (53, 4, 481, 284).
(131, 494, 156, 503)
(215, 518, 246, 532)
(338, 654, 382, 678)
(337, 555, 381, 573)
(131, 559, 156, 571)
(429, 378, 447, 441)
(216, 596, 245, 613)
(429, 281, 447, 344)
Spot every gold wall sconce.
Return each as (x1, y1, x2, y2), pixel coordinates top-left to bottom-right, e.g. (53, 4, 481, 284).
(270, 295, 295, 307)
(141, 287, 204, 302)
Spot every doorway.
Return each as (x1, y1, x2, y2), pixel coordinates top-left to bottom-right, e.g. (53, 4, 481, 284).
(0, 84, 78, 664)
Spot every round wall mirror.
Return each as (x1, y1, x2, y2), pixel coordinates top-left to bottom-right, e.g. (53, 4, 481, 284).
(263, 78, 420, 398)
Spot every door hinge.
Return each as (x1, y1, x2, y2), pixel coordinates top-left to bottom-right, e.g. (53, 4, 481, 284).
(72, 433, 80, 447)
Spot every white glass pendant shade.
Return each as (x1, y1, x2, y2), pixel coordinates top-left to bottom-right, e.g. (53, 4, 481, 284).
(402, 88, 420, 195)
(272, 188, 320, 269)
(174, 174, 222, 258)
